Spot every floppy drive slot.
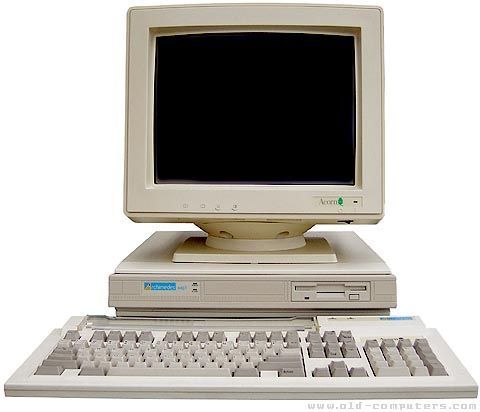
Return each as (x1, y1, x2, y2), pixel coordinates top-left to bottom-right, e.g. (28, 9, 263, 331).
(291, 282, 370, 302)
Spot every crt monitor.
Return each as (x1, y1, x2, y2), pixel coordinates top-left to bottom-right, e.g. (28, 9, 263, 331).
(124, 4, 384, 253)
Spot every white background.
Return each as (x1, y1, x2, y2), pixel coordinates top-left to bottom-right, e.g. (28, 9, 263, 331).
(1, 0, 479, 410)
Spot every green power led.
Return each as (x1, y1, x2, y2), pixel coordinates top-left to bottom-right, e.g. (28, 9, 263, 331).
(338, 197, 344, 206)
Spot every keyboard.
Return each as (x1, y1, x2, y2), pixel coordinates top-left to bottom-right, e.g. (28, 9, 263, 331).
(5, 315, 477, 399)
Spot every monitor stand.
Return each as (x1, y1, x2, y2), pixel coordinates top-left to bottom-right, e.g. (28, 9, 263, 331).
(173, 222, 337, 264)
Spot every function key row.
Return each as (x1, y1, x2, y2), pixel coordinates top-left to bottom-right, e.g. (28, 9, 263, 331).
(64, 330, 302, 344)
(65, 329, 356, 345)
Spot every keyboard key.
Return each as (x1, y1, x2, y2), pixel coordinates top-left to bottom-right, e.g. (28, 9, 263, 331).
(91, 331, 107, 342)
(57, 340, 73, 349)
(424, 359, 448, 376)
(269, 331, 284, 342)
(399, 346, 417, 357)
(406, 359, 424, 368)
(366, 352, 385, 364)
(306, 331, 322, 343)
(371, 360, 388, 370)
(237, 344, 251, 356)
(349, 367, 368, 377)
(253, 331, 267, 342)
(364, 339, 380, 349)
(195, 331, 210, 342)
(35, 365, 64, 375)
(233, 356, 247, 367)
(410, 365, 430, 376)
(325, 342, 343, 358)
(279, 368, 305, 377)
(212, 331, 226, 342)
(397, 338, 413, 350)
(74, 340, 89, 349)
(272, 341, 284, 352)
(79, 367, 105, 376)
(80, 360, 95, 368)
(322, 331, 338, 343)
(380, 339, 396, 350)
(180, 331, 194, 342)
(266, 355, 302, 363)
(414, 338, 430, 349)
(342, 342, 360, 358)
(417, 347, 435, 358)
(329, 361, 349, 377)
(235, 368, 259, 377)
(388, 359, 407, 368)
(163, 331, 178, 342)
(107, 367, 231, 376)
(222, 362, 236, 373)
(237, 331, 252, 342)
(313, 367, 330, 377)
(50, 350, 75, 358)
(285, 331, 300, 343)
(247, 355, 262, 366)
(338, 331, 354, 343)
(222, 341, 234, 352)
(98, 361, 111, 371)
(42, 358, 79, 369)
(90, 341, 105, 350)
(279, 347, 302, 357)
(308, 343, 325, 358)
(262, 348, 276, 358)
(258, 361, 303, 372)
(138, 331, 154, 343)
(107, 330, 122, 342)
(64, 330, 81, 341)
(123, 331, 138, 342)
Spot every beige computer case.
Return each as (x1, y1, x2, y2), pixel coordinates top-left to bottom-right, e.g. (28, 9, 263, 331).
(109, 231, 396, 317)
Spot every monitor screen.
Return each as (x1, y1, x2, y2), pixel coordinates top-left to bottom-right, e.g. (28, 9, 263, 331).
(153, 32, 356, 185)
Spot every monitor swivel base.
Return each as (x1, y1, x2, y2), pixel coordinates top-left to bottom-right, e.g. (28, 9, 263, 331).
(173, 221, 337, 264)
(173, 236, 337, 264)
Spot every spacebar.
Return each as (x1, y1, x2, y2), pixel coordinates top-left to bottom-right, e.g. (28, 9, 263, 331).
(107, 368, 231, 377)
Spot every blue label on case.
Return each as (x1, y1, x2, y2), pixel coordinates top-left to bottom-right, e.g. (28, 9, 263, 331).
(379, 316, 413, 321)
(144, 282, 176, 291)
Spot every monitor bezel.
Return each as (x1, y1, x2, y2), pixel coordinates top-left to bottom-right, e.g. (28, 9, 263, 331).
(124, 4, 384, 223)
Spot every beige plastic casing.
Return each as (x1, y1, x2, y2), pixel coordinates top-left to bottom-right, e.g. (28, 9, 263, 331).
(109, 231, 396, 316)
(124, 3, 384, 225)
(4, 316, 478, 398)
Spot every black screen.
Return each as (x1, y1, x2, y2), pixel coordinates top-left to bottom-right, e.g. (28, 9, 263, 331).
(154, 32, 356, 184)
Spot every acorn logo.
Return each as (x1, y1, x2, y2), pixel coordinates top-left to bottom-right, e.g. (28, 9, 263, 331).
(319, 197, 344, 206)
